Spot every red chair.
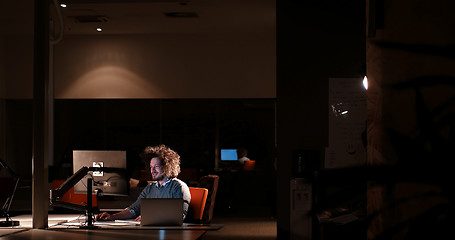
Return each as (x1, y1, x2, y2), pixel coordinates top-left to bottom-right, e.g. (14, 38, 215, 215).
(243, 160, 256, 171)
(188, 187, 208, 222)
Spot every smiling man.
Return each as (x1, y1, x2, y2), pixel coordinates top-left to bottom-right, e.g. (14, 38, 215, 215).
(96, 144, 191, 221)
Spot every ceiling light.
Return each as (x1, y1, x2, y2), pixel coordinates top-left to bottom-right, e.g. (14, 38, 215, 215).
(60, 3, 67, 8)
(96, 27, 103, 32)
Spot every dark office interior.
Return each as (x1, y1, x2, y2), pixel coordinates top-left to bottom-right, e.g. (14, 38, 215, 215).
(1, 0, 454, 239)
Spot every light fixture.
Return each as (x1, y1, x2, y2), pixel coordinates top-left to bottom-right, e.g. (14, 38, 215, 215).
(96, 27, 103, 32)
(60, 3, 67, 8)
(363, 76, 368, 90)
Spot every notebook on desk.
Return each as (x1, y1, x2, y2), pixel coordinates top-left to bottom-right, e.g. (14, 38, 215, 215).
(140, 198, 183, 226)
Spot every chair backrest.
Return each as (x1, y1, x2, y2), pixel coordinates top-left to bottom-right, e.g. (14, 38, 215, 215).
(188, 187, 208, 221)
(198, 175, 219, 223)
(51, 179, 98, 207)
(243, 160, 256, 171)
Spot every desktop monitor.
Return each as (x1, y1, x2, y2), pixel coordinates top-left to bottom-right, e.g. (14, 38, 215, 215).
(72, 150, 129, 196)
(220, 149, 238, 161)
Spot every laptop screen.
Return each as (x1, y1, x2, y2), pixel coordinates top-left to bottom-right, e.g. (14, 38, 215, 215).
(221, 149, 237, 161)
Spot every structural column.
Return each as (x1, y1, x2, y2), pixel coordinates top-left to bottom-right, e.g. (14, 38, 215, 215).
(32, 0, 49, 228)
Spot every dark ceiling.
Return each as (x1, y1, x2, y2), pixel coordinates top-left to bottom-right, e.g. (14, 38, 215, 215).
(56, 0, 275, 35)
(0, 0, 275, 35)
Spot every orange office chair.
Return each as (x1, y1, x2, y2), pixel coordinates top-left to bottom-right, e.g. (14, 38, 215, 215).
(243, 160, 256, 171)
(188, 187, 208, 222)
(51, 179, 98, 208)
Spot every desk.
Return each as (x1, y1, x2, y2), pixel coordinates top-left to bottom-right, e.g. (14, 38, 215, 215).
(0, 214, 223, 240)
(0, 228, 207, 240)
(51, 220, 224, 231)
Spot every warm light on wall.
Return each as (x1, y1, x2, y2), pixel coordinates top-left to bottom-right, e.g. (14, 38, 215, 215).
(54, 34, 276, 99)
(363, 76, 368, 90)
(57, 65, 165, 99)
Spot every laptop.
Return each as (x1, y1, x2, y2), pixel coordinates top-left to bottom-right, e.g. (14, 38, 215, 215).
(140, 198, 183, 226)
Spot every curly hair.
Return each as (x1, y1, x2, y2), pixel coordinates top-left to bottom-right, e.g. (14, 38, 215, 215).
(141, 144, 181, 178)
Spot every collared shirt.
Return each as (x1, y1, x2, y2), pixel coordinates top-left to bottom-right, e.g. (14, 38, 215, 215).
(127, 177, 191, 220)
(156, 178, 172, 188)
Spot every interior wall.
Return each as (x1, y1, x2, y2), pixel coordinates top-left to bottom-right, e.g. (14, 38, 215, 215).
(1, 36, 34, 177)
(367, 0, 455, 238)
(0, 0, 35, 99)
(0, 37, 5, 168)
(53, 32, 276, 99)
(0, 0, 35, 204)
(3, 36, 34, 99)
(0, 37, 5, 99)
(0, 35, 35, 177)
(4, 100, 33, 179)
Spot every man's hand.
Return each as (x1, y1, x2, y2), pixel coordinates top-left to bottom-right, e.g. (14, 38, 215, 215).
(96, 212, 113, 221)
(95, 209, 134, 221)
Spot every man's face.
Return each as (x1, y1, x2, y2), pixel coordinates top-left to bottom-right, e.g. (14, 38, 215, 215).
(150, 157, 164, 181)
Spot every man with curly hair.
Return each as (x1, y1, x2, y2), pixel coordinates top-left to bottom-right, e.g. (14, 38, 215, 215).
(96, 144, 191, 222)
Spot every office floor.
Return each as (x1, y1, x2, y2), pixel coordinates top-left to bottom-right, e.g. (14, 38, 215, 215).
(202, 216, 276, 240)
(201, 196, 277, 240)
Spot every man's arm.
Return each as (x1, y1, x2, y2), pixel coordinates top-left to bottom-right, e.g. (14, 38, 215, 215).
(96, 209, 134, 221)
(97, 182, 150, 221)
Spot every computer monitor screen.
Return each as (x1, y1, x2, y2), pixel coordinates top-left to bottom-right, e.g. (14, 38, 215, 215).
(72, 150, 129, 196)
(221, 149, 238, 161)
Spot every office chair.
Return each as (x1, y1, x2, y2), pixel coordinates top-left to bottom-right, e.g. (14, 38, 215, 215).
(188, 187, 208, 222)
(198, 175, 219, 223)
(243, 160, 256, 171)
